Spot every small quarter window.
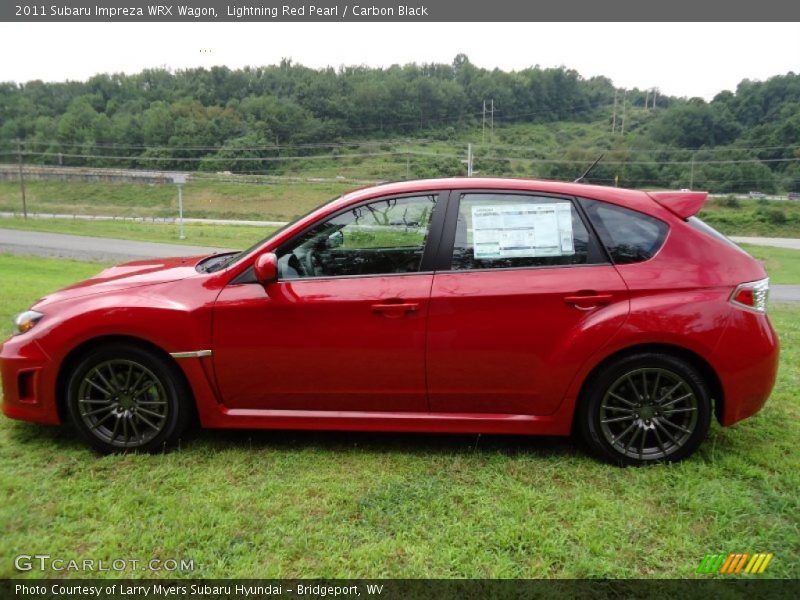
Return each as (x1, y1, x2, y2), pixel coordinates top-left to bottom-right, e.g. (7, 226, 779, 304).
(580, 199, 668, 264)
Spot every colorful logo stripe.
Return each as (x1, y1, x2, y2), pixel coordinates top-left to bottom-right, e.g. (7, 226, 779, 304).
(697, 553, 773, 574)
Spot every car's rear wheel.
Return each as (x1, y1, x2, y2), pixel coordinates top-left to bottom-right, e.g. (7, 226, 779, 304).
(577, 353, 712, 465)
(66, 343, 192, 453)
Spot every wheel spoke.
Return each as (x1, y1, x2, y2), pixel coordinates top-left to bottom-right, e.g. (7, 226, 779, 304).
(654, 418, 680, 444)
(656, 381, 683, 404)
(79, 398, 113, 405)
(90, 411, 116, 431)
(624, 425, 642, 455)
(650, 371, 661, 402)
(85, 379, 114, 397)
(135, 411, 160, 431)
(625, 374, 641, 401)
(82, 405, 115, 418)
(108, 415, 121, 442)
(601, 415, 636, 424)
(92, 368, 118, 394)
(661, 392, 694, 409)
(612, 421, 637, 445)
(652, 424, 668, 456)
(137, 406, 165, 418)
(661, 419, 692, 435)
(661, 406, 697, 415)
(129, 415, 142, 441)
(124, 362, 134, 390)
(602, 405, 635, 414)
(608, 391, 636, 407)
(131, 379, 156, 398)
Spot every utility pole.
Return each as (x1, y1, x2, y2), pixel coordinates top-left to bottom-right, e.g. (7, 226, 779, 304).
(645, 89, 650, 111)
(611, 89, 618, 133)
(16, 138, 27, 219)
(490, 99, 494, 144)
(652, 88, 658, 109)
(689, 154, 695, 189)
(482, 100, 486, 144)
(173, 174, 187, 239)
(462, 143, 473, 177)
(620, 90, 628, 135)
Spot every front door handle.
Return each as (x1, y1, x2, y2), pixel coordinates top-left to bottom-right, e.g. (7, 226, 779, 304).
(563, 292, 614, 311)
(371, 302, 419, 318)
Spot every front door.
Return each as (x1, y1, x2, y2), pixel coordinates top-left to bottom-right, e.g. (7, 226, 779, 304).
(426, 191, 630, 415)
(212, 193, 443, 412)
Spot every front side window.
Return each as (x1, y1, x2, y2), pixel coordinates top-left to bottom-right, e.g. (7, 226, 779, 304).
(276, 195, 437, 279)
(449, 193, 591, 271)
(580, 199, 668, 264)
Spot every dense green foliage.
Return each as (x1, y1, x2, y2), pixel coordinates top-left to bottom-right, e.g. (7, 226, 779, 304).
(0, 57, 798, 192)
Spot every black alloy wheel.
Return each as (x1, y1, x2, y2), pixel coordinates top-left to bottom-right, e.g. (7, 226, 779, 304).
(66, 343, 192, 453)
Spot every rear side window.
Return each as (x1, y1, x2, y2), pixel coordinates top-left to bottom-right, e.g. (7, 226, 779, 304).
(580, 199, 668, 264)
(449, 193, 592, 270)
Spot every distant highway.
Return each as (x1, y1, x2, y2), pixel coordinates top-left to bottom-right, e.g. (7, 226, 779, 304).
(0, 228, 235, 262)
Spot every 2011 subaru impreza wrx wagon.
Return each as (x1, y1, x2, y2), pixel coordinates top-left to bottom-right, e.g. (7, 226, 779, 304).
(1, 178, 779, 464)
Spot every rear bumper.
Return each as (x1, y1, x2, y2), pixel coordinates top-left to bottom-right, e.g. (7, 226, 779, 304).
(0, 335, 61, 425)
(712, 309, 780, 426)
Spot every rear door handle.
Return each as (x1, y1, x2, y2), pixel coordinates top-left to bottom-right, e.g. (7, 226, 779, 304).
(563, 293, 614, 310)
(371, 302, 419, 318)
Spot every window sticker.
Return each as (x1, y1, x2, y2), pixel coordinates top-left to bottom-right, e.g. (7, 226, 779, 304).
(471, 202, 575, 259)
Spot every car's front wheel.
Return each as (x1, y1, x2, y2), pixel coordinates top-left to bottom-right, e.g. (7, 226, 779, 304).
(66, 343, 192, 453)
(577, 353, 712, 465)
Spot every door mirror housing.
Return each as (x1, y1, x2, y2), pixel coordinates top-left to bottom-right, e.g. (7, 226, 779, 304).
(254, 253, 279, 286)
(327, 230, 344, 248)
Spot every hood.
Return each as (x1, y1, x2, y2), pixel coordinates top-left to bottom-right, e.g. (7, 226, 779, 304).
(33, 255, 207, 308)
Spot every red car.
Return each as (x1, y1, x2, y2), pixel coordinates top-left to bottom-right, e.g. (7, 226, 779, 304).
(1, 178, 779, 464)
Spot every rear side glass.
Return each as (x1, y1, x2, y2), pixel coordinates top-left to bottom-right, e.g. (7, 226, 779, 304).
(580, 199, 668, 264)
(450, 193, 592, 270)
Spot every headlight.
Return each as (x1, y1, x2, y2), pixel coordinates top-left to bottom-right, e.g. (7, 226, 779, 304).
(13, 310, 43, 335)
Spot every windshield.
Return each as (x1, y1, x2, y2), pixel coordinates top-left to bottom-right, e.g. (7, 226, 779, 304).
(196, 196, 341, 274)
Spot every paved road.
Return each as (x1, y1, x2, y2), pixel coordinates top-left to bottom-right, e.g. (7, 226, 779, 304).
(730, 236, 800, 250)
(0, 228, 235, 262)
(2, 227, 800, 303)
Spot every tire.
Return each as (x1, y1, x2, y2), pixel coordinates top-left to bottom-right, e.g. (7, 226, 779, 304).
(577, 352, 712, 466)
(66, 343, 192, 453)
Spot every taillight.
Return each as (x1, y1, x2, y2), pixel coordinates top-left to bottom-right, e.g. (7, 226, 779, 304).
(730, 277, 769, 313)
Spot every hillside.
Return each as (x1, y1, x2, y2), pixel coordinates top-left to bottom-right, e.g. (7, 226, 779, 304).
(0, 58, 798, 193)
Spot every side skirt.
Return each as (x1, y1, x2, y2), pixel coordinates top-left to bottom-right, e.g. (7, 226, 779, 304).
(202, 407, 573, 436)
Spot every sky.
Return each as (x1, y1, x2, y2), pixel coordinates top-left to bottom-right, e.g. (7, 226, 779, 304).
(1, 22, 798, 100)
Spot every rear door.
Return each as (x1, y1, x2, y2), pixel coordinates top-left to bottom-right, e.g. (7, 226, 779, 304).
(426, 191, 630, 415)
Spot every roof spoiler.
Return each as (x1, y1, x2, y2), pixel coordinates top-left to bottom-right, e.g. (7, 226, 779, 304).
(648, 191, 708, 219)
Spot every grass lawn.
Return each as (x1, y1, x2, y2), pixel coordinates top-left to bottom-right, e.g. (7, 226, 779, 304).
(0, 254, 798, 579)
(739, 244, 800, 285)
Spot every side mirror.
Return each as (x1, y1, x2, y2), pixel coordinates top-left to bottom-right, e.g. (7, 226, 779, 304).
(327, 230, 344, 248)
(254, 253, 279, 286)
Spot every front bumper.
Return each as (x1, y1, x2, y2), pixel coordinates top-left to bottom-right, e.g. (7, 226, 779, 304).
(0, 334, 61, 425)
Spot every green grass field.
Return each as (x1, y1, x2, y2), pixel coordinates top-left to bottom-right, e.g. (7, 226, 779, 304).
(0, 253, 798, 579)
